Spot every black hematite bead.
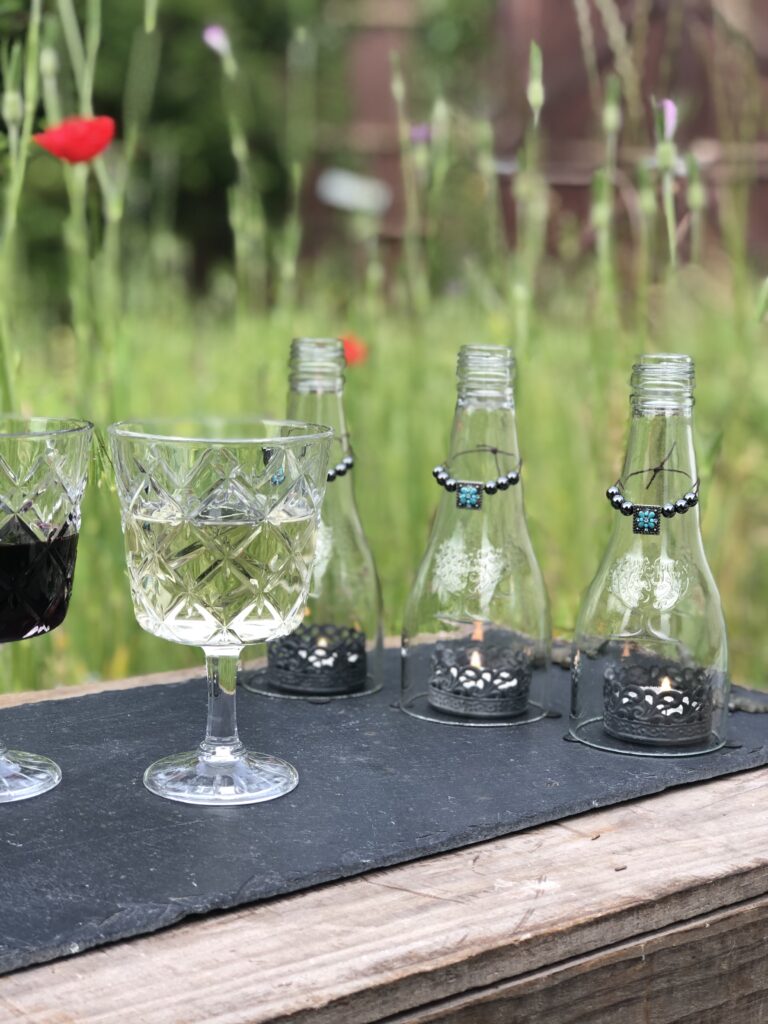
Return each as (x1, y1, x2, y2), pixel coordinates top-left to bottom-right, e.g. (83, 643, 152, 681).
(610, 493, 625, 509)
(606, 485, 620, 499)
(484, 480, 498, 495)
(335, 463, 348, 476)
(343, 455, 355, 468)
(507, 471, 520, 485)
(620, 501, 634, 516)
(437, 471, 449, 485)
(496, 476, 510, 490)
(675, 499, 689, 514)
(445, 478, 457, 491)
(327, 468, 337, 482)
(662, 503, 676, 518)
(432, 465, 444, 478)
(684, 492, 698, 507)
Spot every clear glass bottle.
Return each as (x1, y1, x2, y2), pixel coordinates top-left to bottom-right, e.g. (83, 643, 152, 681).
(244, 337, 383, 699)
(570, 354, 729, 756)
(400, 344, 551, 726)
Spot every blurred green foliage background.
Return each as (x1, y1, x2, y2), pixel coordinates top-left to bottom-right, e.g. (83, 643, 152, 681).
(1, 0, 767, 691)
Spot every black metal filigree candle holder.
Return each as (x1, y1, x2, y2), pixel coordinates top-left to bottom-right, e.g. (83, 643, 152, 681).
(267, 624, 367, 695)
(427, 640, 532, 719)
(603, 660, 713, 747)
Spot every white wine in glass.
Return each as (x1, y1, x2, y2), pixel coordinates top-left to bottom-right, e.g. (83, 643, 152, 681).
(109, 418, 332, 805)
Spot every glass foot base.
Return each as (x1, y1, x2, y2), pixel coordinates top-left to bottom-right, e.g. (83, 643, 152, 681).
(0, 750, 62, 803)
(143, 749, 299, 805)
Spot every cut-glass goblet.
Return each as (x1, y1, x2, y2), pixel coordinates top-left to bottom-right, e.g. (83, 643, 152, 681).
(108, 418, 332, 805)
(0, 416, 93, 803)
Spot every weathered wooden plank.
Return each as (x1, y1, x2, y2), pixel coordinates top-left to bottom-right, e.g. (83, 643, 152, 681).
(0, 662, 201, 708)
(0, 739, 767, 1024)
(388, 894, 768, 1024)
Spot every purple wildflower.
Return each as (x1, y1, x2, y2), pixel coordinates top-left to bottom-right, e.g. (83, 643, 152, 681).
(203, 25, 231, 57)
(660, 98, 678, 141)
(409, 123, 431, 145)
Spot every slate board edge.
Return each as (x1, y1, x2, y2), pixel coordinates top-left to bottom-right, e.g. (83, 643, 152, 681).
(1, 721, 766, 975)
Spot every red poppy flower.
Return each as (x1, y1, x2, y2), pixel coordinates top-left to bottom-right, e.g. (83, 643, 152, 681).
(33, 116, 116, 164)
(341, 333, 368, 366)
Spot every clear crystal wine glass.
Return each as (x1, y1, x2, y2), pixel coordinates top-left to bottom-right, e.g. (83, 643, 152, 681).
(0, 416, 93, 803)
(108, 418, 332, 805)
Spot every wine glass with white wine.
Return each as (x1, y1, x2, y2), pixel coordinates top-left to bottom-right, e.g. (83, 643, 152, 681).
(108, 418, 332, 805)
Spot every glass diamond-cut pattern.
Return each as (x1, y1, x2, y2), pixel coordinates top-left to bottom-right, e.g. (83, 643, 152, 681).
(113, 434, 329, 649)
(0, 423, 90, 644)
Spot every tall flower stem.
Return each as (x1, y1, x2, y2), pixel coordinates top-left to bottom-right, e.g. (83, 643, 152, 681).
(509, 43, 549, 357)
(54, 0, 102, 412)
(655, 100, 679, 274)
(0, 0, 43, 410)
(661, 170, 677, 270)
(635, 166, 655, 338)
(390, 54, 430, 314)
(144, 0, 160, 34)
(53, 0, 158, 420)
(209, 37, 267, 316)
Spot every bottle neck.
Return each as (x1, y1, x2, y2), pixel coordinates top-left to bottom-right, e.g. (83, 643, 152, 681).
(620, 405, 698, 508)
(288, 387, 355, 513)
(288, 388, 348, 449)
(446, 396, 520, 484)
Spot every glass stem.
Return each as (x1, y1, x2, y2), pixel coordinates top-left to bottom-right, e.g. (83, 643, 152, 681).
(200, 652, 244, 762)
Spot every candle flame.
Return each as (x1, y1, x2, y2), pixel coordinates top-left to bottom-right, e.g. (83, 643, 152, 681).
(470, 649, 483, 670)
(471, 621, 485, 642)
(660, 675, 673, 691)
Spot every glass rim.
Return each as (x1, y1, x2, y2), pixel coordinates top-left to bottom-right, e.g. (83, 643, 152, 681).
(107, 417, 334, 445)
(291, 336, 343, 346)
(0, 415, 94, 439)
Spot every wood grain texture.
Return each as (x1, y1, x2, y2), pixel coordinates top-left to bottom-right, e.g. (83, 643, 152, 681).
(390, 894, 768, 1024)
(0, 666, 767, 1024)
(0, 662, 203, 708)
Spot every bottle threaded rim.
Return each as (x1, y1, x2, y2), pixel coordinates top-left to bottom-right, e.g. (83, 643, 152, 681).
(456, 344, 515, 399)
(631, 353, 695, 409)
(289, 337, 345, 392)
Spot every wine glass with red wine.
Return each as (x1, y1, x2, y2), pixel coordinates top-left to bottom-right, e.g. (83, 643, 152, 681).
(0, 417, 93, 803)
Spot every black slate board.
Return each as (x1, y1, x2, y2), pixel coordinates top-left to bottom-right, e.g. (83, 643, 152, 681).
(1, 650, 767, 975)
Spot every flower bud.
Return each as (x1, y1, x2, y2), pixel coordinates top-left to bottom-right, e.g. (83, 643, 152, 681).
(688, 179, 705, 212)
(2, 90, 22, 127)
(639, 184, 656, 218)
(602, 101, 622, 136)
(526, 80, 545, 118)
(431, 97, 450, 144)
(40, 47, 59, 78)
(526, 42, 544, 123)
(390, 67, 405, 106)
(656, 140, 677, 174)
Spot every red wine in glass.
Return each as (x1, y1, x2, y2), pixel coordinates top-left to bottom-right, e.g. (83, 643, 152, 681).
(0, 527, 79, 643)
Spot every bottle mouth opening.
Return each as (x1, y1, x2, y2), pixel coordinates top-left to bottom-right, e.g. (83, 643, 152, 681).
(457, 344, 515, 397)
(631, 353, 694, 407)
(289, 337, 345, 392)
